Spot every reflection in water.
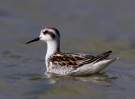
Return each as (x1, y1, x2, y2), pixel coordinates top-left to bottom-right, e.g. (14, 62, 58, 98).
(45, 72, 117, 84)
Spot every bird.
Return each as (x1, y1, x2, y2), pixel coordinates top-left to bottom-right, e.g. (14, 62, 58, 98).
(26, 27, 118, 76)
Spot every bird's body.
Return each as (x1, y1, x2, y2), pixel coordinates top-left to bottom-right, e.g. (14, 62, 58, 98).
(26, 27, 118, 76)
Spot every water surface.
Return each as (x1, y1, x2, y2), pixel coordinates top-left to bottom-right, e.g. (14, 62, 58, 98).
(0, 0, 135, 99)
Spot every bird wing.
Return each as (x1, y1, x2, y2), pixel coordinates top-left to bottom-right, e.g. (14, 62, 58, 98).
(49, 51, 112, 69)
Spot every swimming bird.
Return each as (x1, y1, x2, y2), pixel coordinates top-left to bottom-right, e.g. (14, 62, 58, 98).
(26, 27, 118, 76)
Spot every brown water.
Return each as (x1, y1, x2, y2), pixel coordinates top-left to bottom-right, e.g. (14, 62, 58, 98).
(0, 0, 135, 99)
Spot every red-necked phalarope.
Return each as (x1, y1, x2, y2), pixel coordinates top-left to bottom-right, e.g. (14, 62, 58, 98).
(26, 27, 118, 76)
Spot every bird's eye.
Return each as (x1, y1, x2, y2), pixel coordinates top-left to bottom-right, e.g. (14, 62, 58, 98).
(43, 30, 48, 35)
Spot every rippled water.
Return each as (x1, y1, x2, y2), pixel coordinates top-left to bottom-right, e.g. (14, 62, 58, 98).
(0, 0, 135, 99)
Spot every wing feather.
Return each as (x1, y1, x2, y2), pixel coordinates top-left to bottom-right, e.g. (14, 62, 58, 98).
(49, 51, 112, 69)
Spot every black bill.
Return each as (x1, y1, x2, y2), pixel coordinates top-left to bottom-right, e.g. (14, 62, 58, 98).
(26, 37, 40, 44)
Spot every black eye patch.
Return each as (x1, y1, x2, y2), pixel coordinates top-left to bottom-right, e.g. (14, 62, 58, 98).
(43, 30, 48, 35)
(48, 32, 55, 39)
(43, 30, 55, 39)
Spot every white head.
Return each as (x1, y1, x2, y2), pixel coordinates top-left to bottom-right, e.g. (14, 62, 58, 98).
(39, 27, 60, 43)
(26, 27, 60, 57)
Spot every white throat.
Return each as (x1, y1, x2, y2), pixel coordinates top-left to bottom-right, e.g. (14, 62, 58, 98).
(46, 40, 60, 59)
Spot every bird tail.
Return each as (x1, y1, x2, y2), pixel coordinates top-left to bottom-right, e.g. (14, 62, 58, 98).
(95, 51, 112, 63)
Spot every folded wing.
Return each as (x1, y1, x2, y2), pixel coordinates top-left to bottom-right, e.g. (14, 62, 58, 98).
(49, 51, 112, 69)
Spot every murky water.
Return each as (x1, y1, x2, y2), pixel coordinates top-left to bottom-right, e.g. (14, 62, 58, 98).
(0, 0, 135, 99)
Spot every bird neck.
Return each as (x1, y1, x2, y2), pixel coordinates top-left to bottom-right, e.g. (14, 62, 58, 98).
(46, 40, 60, 59)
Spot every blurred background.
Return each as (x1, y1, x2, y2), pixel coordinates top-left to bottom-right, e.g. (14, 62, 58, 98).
(0, 0, 135, 99)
